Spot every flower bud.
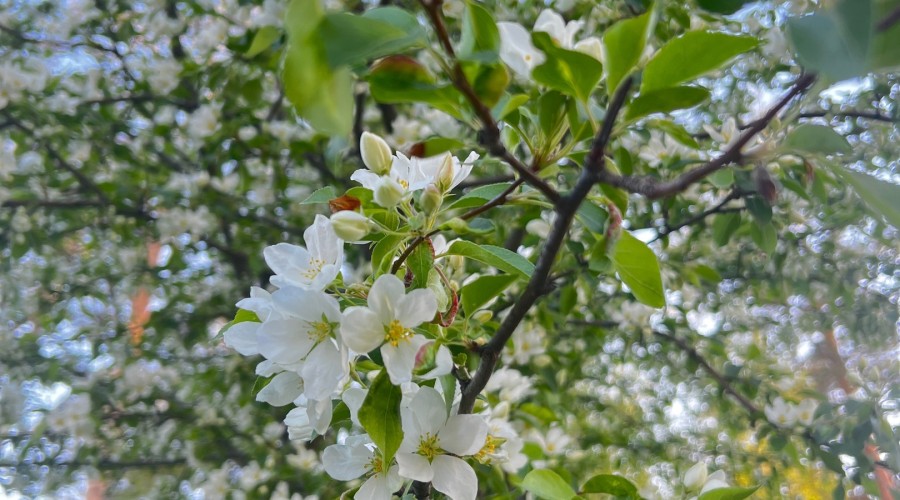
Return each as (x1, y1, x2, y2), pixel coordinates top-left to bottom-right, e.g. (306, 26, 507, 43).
(435, 153, 455, 192)
(373, 177, 404, 207)
(330, 210, 371, 242)
(683, 462, 707, 492)
(420, 184, 443, 214)
(360, 131, 392, 175)
(472, 310, 493, 323)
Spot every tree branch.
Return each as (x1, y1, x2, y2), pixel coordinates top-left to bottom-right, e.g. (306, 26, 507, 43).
(653, 330, 762, 416)
(458, 77, 635, 414)
(418, 0, 560, 204)
(598, 73, 816, 200)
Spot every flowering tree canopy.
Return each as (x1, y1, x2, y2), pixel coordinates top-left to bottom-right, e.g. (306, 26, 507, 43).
(1, 0, 899, 498)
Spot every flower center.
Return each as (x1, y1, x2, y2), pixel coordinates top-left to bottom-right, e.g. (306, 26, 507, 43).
(309, 318, 334, 342)
(399, 179, 409, 189)
(384, 319, 412, 347)
(302, 258, 325, 280)
(416, 432, 441, 461)
(366, 455, 384, 476)
(475, 435, 499, 463)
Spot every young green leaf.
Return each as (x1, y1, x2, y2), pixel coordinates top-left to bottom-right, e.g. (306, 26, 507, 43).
(407, 242, 434, 289)
(602, 10, 654, 95)
(581, 474, 639, 498)
(830, 165, 900, 228)
(625, 86, 710, 121)
(357, 370, 404, 465)
(782, 124, 851, 155)
(461, 274, 517, 315)
(459, 1, 501, 62)
(611, 231, 665, 308)
(521, 469, 577, 500)
(445, 240, 534, 279)
(698, 486, 760, 500)
(642, 31, 758, 93)
(246, 26, 282, 58)
(299, 186, 339, 205)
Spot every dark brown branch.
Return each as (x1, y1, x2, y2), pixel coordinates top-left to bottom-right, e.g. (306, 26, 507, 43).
(653, 330, 762, 417)
(650, 189, 745, 242)
(797, 110, 897, 123)
(458, 77, 635, 414)
(1, 199, 106, 209)
(876, 4, 900, 32)
(599, 73, 817, 200)
(418, 0, 560, 204)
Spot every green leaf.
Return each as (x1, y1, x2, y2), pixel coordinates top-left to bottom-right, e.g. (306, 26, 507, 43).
(299, 186, 339, 205)
(246, 26, 281, 57)
(625, 86, 710, 121)
(581, 474, 639, 498)
(461, 274, 517, 315)
(531, 32, 603, 102)
(602, 10, 654, 95)
(642, 31, 758, 93)
(408, 242, 434, 289)
(357, 370, 403, 465)
(830, 166, 900, 228)
(712, 212, 741, 246)
(576, 201, 609, 234)
(285, 0, 324, 39)
(449, 182, 514, 210)
(319, 8, 425, 68)
(696, 0, 755, 14)
(372, 234, 405, 274)
(367, 56, 462, 118)
(611, 231, 665, 307)
(782, 124, 851, 155)
(750, 222, 777, 253)
(494, 93, 530, 121)
(469, 62, 510, 108)
(698, 486, 760, 500)
(870, 0, 900, 71)
(787, 0, 872, 81)
(219, 309, 260, 336)
(521, 469, 577, 500)
(283, 37, 354, 136)
(445, 240, 534, 279)
(459, 1, 501, 62)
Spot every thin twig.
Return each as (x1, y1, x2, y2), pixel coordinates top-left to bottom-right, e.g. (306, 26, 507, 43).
(599, 73, 816, 199)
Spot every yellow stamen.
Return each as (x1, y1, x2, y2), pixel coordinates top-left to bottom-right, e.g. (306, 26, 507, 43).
(416, 433, 441, 461)
(384, 319, 412, 347)
(475, 435, 498, 463)
(302, 258, 325, 280)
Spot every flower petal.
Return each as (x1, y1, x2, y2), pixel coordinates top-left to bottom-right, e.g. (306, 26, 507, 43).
(272, 286, 341, 323)
(396, 289, 438, 328)
(382, 334, 430, 385)
(431, 455, 478, 500)
(223, 321, 260, 356)
(439, 414, 489, 456)
(322, 442, 372, 481)
(368, 274, 404, 324)
(395, 452, 433, 482)
(301, 340, 345, 400)
(407, 385, 447, 437)
(340, 307, 384, 354)
(264, 243, 311, 286)
(256, 371, 303, 407)
(257, 319, 316, 364)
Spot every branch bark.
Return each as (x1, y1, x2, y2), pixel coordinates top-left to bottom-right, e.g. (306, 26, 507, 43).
(598, 73, 817, 200)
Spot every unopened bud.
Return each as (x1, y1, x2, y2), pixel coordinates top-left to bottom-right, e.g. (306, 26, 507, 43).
(374, 176, 404, 208)
(683, 462, 707, 492)
(420, 184, 443, 214)
(753, 164, 778, 205)
(330, 210, 371, 242)
(360, 131, 392, 175)
(436, 153, 456, 192)
(472, 310, 493, 323)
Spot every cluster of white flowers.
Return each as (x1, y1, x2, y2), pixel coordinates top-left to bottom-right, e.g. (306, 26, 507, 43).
(498, 9, 603, 78)
(221, 132, 542, 499)
(764, 397, 818, 428)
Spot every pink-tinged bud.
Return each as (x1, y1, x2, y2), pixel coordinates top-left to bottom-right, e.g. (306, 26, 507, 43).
(330, 211, 371, 242)
(754, 165, 778, 205)
(360, 131, 392, 175)
(435, 153, 455, 192)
